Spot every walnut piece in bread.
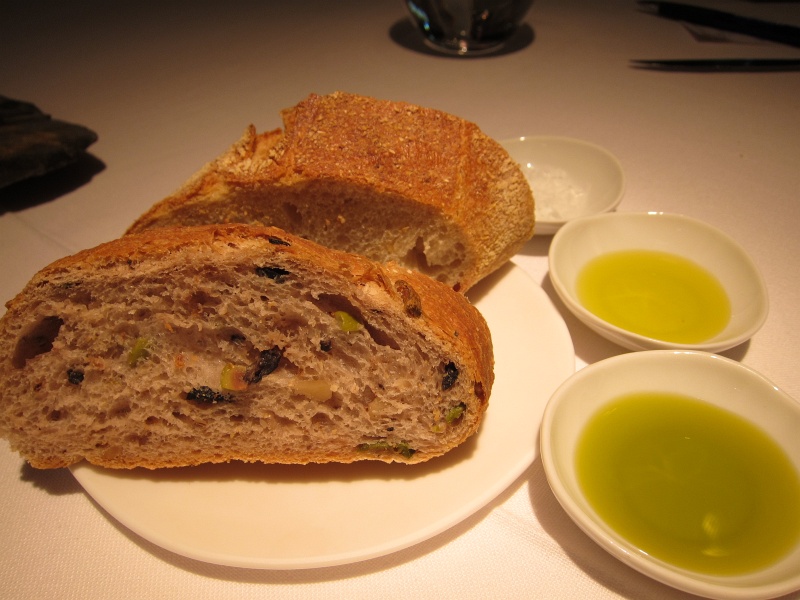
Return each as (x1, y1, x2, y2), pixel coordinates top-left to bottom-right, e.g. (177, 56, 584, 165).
(126, 92, 535, 292)
(0, 224, 493, 469)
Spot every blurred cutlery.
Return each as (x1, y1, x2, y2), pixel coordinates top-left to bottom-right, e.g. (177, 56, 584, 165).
(638, 1, 800, 48)
(631, 57, 800, 71)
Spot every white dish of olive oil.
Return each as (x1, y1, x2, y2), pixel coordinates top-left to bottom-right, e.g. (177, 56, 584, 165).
(548, 212, 768, 352)
(540, 350, 800, 600)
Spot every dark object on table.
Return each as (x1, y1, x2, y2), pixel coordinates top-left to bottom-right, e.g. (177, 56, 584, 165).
(631, 58, 800, 71)
(0, 96, 98, 189)
(638, 1, 800, 48)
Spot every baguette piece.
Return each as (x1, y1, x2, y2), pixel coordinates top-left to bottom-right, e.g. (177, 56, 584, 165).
(0, 224, 493, 469)
(126, 92, 535, 292)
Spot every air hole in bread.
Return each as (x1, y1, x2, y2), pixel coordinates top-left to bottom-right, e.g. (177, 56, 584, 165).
(172, 411, 193, 424)
(404, 237, 430, 273)
(189, 290, 221, 308)
(309, 294, 400, 350)
(110, 401, 132, 419)
(57, 283, 94, 307)
(367, 397, 394, 417)
(324, 393, 343, 410)
(268, 411, 296, 428)
(402, 237, 465, 286)
(362, 323, 400, 350)
(133, 308, 152, 320)
(361, 385, 378, 402)
(12, 316, 64, 368)
(310, 293, 361, 317)
(126, 432, 150, 445)
(311, 412, 331, 427)
(282, 202, 303, 226)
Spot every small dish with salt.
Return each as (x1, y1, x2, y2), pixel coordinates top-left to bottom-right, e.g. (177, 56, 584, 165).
(501, 136, 625, 235)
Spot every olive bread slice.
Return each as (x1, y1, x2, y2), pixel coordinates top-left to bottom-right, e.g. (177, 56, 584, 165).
(126, 91, 535, 292)
(0, 224, 493, 469)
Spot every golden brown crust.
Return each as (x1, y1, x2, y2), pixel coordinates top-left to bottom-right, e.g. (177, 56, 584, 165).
(126, 92, 534, 291)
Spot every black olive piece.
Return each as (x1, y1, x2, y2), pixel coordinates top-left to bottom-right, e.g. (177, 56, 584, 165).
(186, 386, 234, 404)
(268, 236, 291, 246)
(255, 266, 291, 283)
(246, 346, 283, 384)
(442, 361, 459, 390)
(67, 369, 84, 385)
(320, 340, 332, 352)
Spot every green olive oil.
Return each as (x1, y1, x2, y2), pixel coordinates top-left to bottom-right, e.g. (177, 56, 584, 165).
(576, 393, 800, 575)
(576, 250, 731, 343)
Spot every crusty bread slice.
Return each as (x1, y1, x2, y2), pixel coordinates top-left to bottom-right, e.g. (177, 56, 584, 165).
(126, 92, 535, 292)
(0, 224, 493, 469)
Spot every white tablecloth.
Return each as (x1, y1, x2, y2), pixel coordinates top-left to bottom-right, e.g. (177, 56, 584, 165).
(2, 1, 799, 598)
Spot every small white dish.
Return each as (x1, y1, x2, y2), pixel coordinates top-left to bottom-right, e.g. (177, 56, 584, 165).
(540, 350, 800, 600)
(501, 135, 625, 235)
(548, 212, 768, 352)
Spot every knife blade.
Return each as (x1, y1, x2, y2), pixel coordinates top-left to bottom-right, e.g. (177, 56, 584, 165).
(630, 58, 800, 71)
(638, 1, 800, 48)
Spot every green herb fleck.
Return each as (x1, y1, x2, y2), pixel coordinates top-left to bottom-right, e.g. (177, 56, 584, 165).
(127, 337, 150, 367)
(334, 310, 363, 333)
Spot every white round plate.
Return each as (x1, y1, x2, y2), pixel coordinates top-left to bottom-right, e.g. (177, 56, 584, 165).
(70, 263, 575, 570)
(501, 136, 625, 235)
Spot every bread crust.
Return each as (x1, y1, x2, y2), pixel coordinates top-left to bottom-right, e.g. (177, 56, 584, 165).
(0, 224, 493, 469)
(126, 92, 534, 292)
